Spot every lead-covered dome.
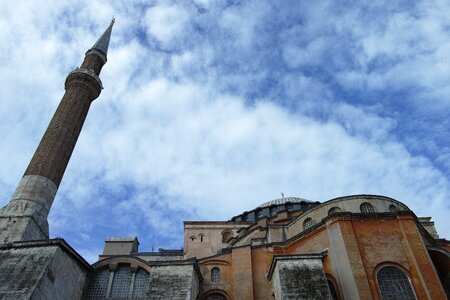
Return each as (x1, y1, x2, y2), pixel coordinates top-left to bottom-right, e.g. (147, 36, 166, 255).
(257, 197, 314, 208)
(231, 196, 320, 222)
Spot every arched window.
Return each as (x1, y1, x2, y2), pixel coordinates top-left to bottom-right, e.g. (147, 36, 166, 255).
(83, 265, 150, 299)
(205, 293, 227, 300)
(222, 230, 233, 243)
(327, 279, 338, 300)
(132, 268, 150, 298)
(211, 267, 220, 283)
(303, 218, 315, 230)
(389, 204, 398, 212)
(328, 207, 342, 215)
(377, 266, 416, 300)
(110, 265, 132, 298)
(199, 233, 205, 242)
(360, 202, 375, 214)
(84, 267, 110, 299)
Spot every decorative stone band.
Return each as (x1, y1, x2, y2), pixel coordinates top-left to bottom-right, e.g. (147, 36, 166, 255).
(8, 175, 57, 214)
(85, 48, 107, 64)
(65, 67, 103, 99)
(0, 175, 58, 242)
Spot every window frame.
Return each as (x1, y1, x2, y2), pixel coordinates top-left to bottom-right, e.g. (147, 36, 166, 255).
(375, 263, 417, 300)
(328, 206, 342, 215)
(360, 202, 376, 214)
(211, 267, 220, 283)
(303, 217, 315, 230)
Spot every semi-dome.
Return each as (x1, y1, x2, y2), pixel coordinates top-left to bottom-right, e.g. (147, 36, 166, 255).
(257, 197, 314, 208)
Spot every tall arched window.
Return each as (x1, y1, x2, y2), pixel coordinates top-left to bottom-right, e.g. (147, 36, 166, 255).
(328, 207, 342, 215)
(377, 266, 416, 300)
(303, 218, 315, 230)
(360, 202, 375, 213)
(110, 265, 132, 298)
(132, 268, 150, 298)
(211, 267, 220, 283)
(327, 279, 338, 300)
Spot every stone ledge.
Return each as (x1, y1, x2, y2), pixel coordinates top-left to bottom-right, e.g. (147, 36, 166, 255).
(0, 238, 92, 271)
(267, 252, 327, 280)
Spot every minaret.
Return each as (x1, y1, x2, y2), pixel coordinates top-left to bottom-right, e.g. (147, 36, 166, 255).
(0, 19, 114, 243)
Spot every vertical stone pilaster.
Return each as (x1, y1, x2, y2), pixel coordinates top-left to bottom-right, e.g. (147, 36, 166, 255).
(326, 220, 373, 299)
(397, 215, 448, 299)
(232, 246, 254, 299)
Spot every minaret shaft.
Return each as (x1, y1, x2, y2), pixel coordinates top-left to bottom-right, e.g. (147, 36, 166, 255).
(0, 20, 113, 243)
(24, 70, 97, 187)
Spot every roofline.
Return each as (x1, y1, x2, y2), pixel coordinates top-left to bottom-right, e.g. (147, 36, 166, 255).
(0, 238, 92, 271)
(285, 194, 412, 228)
(93, 254, 203, 281)
(184, 221, 252, 225)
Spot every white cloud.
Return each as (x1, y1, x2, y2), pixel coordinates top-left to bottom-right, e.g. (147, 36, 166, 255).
(0, 0, 449, 262)
(143, 4, 191, 49)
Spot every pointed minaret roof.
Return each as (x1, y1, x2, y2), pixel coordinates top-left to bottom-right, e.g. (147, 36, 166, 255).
(90, 17, 115, 56)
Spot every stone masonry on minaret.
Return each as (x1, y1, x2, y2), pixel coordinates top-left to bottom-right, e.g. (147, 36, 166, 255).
(0, 19, 114, 244)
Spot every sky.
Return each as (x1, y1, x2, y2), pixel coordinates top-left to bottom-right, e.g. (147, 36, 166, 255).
(0, 0, 449, 263)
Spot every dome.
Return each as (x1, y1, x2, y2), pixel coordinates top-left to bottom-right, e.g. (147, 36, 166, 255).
(257, 197, 314, 208)
(230, 196, 319, 222)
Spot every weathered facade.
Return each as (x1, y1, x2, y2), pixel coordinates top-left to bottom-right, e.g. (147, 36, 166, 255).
(91, 195, 450, 299)
(0, 19, 449, 300)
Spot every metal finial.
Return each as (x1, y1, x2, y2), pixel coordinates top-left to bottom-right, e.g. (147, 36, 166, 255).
(111, 16, 115, 25)
(281, 192, 285, 199)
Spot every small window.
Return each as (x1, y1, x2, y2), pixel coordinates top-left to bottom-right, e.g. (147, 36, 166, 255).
(389, 204, 398, 212)
(211, 267, 220, 283)
(377, 266, 416, 299)
(199, 233, 204, 242)
(328, 207, 342, 215)
(222, 230, 233, 243)
(360, 202, 375, 214)
(303, 218, 315, 230)
(189, 235, 196, 241)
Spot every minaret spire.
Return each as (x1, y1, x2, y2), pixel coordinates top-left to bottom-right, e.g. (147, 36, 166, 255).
(89, 17, 115, 57)
(0, 20, 114, 243)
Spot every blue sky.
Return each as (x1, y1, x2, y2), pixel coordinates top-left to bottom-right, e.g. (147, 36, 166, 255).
(0, 0, 449, 262)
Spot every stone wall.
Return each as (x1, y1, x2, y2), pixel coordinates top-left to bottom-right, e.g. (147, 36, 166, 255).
(270, 254, 331, 300)
(148, 264, 200, 300)
(0, 240, 90, 300)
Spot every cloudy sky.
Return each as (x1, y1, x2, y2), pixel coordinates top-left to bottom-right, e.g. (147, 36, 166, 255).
(0, 0, 449, 262)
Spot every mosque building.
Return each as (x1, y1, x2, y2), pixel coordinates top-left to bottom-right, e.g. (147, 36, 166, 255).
(0, 20, 449, 300)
